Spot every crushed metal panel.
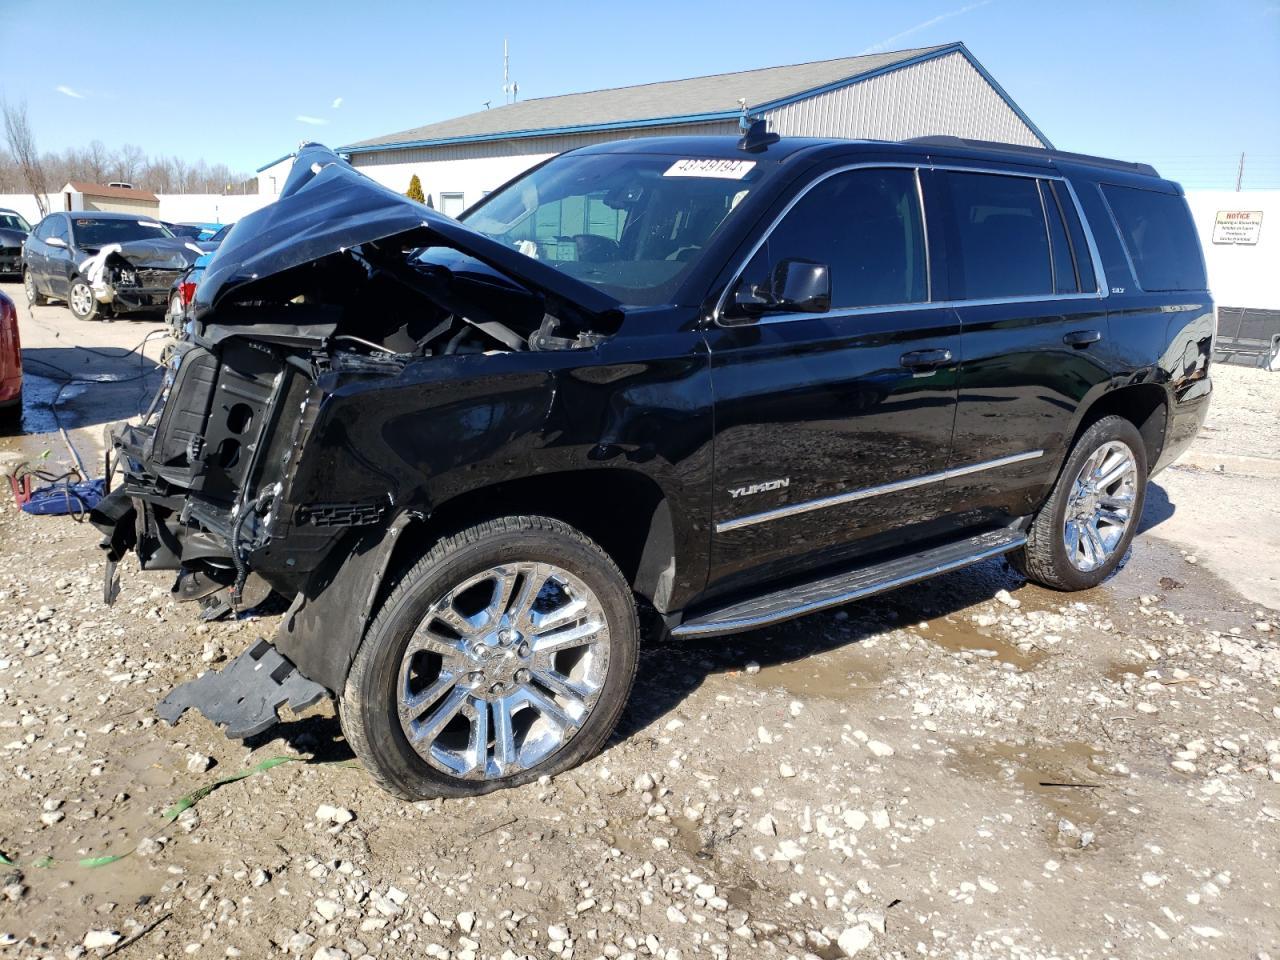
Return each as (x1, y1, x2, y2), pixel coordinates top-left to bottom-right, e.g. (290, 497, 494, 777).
(156, 638, 328, 739)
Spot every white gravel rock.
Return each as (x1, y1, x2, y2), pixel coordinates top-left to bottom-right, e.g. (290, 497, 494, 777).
(837, 923, 874, 956)
(83, 930, 122, 950)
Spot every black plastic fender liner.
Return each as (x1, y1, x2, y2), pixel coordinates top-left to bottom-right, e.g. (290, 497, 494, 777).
(156, 638, 328, 739)
(271, 512, 417, 693)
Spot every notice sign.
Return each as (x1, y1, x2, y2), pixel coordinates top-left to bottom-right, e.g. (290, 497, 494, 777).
(1212, 210, 1263, 245)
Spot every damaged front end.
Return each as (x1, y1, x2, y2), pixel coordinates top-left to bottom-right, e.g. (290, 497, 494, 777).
(90, 143, 621, 735)
(81, 238, 204, 313)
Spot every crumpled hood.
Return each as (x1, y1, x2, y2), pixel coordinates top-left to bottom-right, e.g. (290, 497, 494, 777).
(193, 142, 620, 321)
(95, 236, 206, 271)
(0, 227, 27, 249)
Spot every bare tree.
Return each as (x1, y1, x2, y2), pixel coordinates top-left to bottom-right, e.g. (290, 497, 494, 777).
(113, 143, 145, 185)
(1, 97, 49, 216)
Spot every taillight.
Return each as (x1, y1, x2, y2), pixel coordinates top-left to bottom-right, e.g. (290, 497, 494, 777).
(179, 281, 197, 307)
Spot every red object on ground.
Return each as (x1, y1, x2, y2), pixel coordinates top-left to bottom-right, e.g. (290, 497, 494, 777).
(0, 290, 21, 413)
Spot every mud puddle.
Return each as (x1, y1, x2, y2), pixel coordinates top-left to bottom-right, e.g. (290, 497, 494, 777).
(913, 615, 1045, 670)
(948, 739, 1116, 830)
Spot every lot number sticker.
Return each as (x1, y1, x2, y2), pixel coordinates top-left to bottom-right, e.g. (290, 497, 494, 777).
(664, 159, 756, 180)
(1212, 210, 1262, 245)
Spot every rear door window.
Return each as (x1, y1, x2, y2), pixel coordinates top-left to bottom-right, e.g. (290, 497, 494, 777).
(1047, 180, 1097, 294)
(744, 167, 928, 309)
(936, 171, 1052, 300)
(1040, 180, 1079, 295)
(1101, 184, 1206, 292)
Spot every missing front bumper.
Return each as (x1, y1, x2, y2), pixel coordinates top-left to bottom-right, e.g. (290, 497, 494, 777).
(156, 638, 329, 739)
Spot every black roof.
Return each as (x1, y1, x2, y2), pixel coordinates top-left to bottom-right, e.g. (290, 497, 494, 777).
(573, 134, 1161, 180)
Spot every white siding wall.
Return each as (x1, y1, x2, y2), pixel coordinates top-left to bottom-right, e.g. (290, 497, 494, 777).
(350, 121, 738, 212)
(763, 51, 1043, 146)
(256, 157, 295, 196)
(0, 193, 272, 226)
(1185, 190, 1280, 310)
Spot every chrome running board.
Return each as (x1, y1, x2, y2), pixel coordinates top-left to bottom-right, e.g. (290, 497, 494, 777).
(671, 528, 1026, 639)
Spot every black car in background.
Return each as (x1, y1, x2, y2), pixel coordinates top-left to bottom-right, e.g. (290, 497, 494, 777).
(0, 208, 32, 278)
(22, 211, 204, 321)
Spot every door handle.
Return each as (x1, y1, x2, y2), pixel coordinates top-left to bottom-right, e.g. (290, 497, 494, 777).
(900, 348, 953, 370)
(1063, 329, 1102, 347)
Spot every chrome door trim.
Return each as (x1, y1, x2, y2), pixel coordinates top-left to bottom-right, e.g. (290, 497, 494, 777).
(712, 161, 1109, 329)
(715, 449, 1045, 534)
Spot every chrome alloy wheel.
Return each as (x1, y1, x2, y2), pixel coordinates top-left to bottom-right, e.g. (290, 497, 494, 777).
(23, 270, 36, 303)
(1063, 440, 1138, 572)
(70, 282, 94, 317)
(397, 562, 610, 780)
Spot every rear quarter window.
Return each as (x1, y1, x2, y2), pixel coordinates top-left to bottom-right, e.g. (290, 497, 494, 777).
(1101, 184, 1206, 292)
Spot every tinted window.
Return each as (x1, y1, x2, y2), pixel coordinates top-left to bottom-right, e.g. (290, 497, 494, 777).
(1048, 180, 1096, 293)
(0, 212, 30, 232)
(1102, 184, 1206, 291)
(70, 217, 173, 246)
(938, 171, 1052, 299)
(1040, 180, 1078, 294)
(745, 168, 927, 309)
(32, 217, 55, 240)
(51, 218, 70, 243)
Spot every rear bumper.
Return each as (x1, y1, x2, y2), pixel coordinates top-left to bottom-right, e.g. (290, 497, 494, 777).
(1153, 376, 1212, 476)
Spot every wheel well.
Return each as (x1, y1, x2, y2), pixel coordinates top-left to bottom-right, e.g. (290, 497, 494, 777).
(379, 469, 674, 609)
(1076, 383, 1168, 466)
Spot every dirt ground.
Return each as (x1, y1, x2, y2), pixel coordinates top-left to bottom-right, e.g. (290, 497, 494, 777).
(1, 283, 1277, 960)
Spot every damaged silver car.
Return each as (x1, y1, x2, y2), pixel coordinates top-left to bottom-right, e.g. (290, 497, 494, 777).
(22, 212, 205, 320)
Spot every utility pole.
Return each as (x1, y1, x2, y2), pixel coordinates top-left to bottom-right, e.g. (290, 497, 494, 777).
(1235, 152, 1245, 192)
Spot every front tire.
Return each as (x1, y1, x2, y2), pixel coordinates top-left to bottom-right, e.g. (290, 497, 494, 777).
(69, 279, 99, 321)
(1013, 415, 1147, 591)
(341, 516, 639, 800)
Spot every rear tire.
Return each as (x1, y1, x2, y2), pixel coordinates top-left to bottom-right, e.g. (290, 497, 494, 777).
(69, 279, 99, 321)
(341, 515, 639, 800)
(23, 269, 47, 306)
(1012, 415, 1147, 590)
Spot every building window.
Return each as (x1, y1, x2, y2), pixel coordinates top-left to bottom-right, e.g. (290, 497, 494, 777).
(440, 193, 466, 218)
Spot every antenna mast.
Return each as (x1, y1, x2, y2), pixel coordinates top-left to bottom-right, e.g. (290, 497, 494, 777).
(503, 38, 518, 104)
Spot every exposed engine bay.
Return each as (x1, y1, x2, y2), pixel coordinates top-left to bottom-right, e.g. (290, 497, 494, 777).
(80, 238, 205, 313)
(92, 143, 623, 630)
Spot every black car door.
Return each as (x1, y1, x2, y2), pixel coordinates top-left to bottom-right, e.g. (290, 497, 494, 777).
(926, 167, 1111, 524)
(704, 164, 962, 596)
(47, 216, 75, 299)
(25, 217, 53, 291)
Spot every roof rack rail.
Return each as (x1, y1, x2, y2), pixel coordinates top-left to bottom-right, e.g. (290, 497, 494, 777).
(905, 136, 1159, 178)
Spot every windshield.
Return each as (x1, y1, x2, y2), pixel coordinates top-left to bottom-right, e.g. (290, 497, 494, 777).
(461, 152, 759, 305)
(0, 212, 31, 232)
(209, 223, 234, 242)
(71, 217, 174, 246)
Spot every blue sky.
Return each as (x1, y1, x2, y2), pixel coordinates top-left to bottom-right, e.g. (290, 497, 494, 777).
(1, 0, 1278, 188)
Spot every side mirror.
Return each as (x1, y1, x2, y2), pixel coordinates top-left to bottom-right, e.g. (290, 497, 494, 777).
(731, 258, 831, 319)
(46, 236, 67, 248)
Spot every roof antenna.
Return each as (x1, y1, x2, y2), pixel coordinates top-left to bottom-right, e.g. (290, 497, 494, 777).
(738, 116, 779, 153)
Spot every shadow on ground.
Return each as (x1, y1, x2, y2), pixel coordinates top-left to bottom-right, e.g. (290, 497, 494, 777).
(8, 343, 166, 436)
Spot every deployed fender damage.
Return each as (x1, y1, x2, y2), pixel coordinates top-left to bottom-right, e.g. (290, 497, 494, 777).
(90, 143, 624, 736)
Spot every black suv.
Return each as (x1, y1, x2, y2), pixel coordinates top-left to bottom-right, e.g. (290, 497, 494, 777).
(93, 137, 1212, 799)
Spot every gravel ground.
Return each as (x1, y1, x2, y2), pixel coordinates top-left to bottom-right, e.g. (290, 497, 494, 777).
(1193, 362, 1280, 463)
(1, 290, 1278, 960)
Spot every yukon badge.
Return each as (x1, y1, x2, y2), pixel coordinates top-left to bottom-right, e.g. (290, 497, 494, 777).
(728, 478, 790, 499)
